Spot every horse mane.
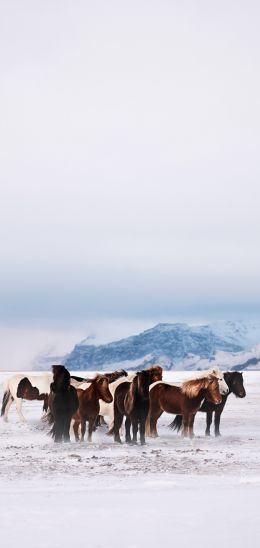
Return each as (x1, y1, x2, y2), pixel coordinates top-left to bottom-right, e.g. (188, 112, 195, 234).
(51, 365, 70, 391)
(181, 374, 215, 398)
(83, 374, 109, 384)
(106, 369, 127, 383)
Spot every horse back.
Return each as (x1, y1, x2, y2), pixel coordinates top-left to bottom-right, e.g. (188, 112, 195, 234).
(150, 383, 184, 414)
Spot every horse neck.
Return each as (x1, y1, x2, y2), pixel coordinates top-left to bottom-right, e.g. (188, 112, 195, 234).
(85, 382, 98, 401)
(191, 387, 207, 406)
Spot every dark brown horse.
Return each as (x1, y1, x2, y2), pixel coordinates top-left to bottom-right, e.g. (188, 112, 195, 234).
(113, 366, 163, 445)
(147, 373, 222, 438)
(72, 375, 113, 442)
(48, 365, 79, 443)
(169, 371, 246, 436)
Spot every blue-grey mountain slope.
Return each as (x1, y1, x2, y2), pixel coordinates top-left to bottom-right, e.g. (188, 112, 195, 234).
(64, 321, 260, 371)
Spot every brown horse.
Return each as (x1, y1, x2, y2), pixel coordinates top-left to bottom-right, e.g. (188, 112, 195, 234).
(147, 373, 222, 439)
(169, 371, 246, 436)
(72, 375, 113, 442)
(113, 365, 163, 445)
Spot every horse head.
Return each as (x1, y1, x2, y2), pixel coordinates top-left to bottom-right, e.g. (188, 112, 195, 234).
(95, 375, 113, 403)
(51, 365, 70, 393)
(224, 372, 246, 398)
(148, 365, 163, 384)
(209, 367, 229, 396)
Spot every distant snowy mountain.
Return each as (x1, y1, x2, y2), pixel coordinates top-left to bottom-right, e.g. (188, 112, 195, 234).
(64, 321, 260, 371)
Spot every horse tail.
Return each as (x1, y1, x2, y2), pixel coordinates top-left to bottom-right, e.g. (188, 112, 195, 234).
(1, 386, 12, 417)
(168, 415, 183, 432)
(48, 424, 55, 437)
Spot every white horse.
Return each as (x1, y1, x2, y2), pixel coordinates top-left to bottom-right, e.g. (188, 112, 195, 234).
(1, 373, 53, 422)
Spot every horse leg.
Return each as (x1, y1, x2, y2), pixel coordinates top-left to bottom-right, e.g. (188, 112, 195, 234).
(15, 397, 26, 423)
(214, 411, 222, 437)
(188, 414, 195, 438)
(113, 401, 123, 444)
(140, 415, 147, 445)
(205, 411, 213, 436)
(88, 417, 96, 442)
(63, 415, 71, 442)
(54, 417, 63, 443)
(42, 395, 49, 414)
(150, 409, 163, 438)
(182, 412, 190, 437)
(73, 420, 80, 442)
(131, 416, 138, 445)
(125, 416, 131, 443)
(80, 419, 86, 442)
(3, 395, 14, 422)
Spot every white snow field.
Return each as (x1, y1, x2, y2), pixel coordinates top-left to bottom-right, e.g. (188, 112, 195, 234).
(0, 371, 259, 548)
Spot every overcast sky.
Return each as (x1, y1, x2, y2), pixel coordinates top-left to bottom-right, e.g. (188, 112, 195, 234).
(0, 2, 260, 368)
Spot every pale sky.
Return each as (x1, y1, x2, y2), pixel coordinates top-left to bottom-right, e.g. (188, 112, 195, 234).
(0, 1, 260, 368)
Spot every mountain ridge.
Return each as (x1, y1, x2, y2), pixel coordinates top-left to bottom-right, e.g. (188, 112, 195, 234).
(62, 321, 260, 371)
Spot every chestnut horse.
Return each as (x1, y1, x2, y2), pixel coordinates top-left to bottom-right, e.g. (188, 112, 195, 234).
(113, 366, 163, 445)
(169, 371, 246, 436)
(72, 375, 113, 442)
(147, 373, 222, 438)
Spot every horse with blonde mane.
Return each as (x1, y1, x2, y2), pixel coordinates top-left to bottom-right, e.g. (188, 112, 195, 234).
(146, 370, 224, 438)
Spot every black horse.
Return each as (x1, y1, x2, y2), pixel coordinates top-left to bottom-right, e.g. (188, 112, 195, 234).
(113, 368, 162, 445)
(169, 372, 246, 437)
(48, 365, 79, 443)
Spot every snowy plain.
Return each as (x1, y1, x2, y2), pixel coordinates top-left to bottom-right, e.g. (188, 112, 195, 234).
(0, 371, 259, 548)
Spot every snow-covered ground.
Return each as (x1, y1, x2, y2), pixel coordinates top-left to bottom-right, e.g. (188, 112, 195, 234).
(0, 371, 259, 548)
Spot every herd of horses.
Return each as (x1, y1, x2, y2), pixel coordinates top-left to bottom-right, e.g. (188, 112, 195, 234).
(0, 365, 246, 444)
